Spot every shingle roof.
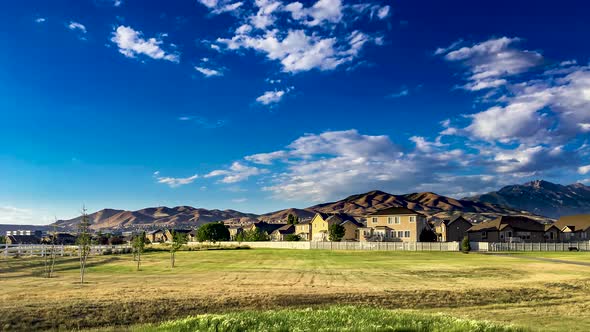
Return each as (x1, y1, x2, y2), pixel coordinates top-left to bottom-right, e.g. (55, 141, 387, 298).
(7, 235, 41, 244)
(273, 224, 295, 234)
(368, 207, 421, 216)
(324, 213, 363, 227)
(252, 222, 286, 234)
(468, 216, 545, 232)
(555, 214, 590, 232)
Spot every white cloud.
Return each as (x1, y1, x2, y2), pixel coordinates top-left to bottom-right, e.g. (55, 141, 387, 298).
(110, 25, 179, 62)
(245, 150, 287, 164)
(0, 206, 34, 224)
(579, 165, 590, 175)
(232, 198, 248, 203)
(256, 88, 292, 105)
(35, 17, 46, 23)
(376, 5, 390, 19)
(284, 0, 343, 27)
(387, 88, 409, 98)
(437, 37, 543, 91)
(205, 162, 267, 183)
(195, 66, 223, 77)
(68, 21, 87, 33)
(155, 173, 199, 188)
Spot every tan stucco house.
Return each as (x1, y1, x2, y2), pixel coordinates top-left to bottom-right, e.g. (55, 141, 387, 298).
(554, 214, 590, 241)
(467, 216, 559, 243)
(270, 224, 296, 241)
(310, 213, 362, 241)
(294, 220, 312, 241)
(433, 216, 472, 242)
(359, 207, 428, 242)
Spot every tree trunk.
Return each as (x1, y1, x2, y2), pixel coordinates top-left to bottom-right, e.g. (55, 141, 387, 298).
(136, 252, 141, 271)
(171, 252, 175, 268)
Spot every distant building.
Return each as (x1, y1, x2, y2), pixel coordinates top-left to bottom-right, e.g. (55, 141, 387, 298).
(360, 207, 428, 242)
(467, 216, 560, 243)
(554, 214, 590, 241)
(270, 224, 296, 241)
(6, 230, 43, 237)
(311, 213, 363, 242)
(294, 220, 312, 241)
(432, 216, 472, 242)
(6, 235, 41, 245)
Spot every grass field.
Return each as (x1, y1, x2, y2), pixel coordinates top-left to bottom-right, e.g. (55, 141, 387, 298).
(1, 249, 590, 331)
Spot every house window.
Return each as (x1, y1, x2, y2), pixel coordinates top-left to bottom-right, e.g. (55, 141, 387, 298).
(482, 231, 487, 239)
(507, 231, 512, 238)
(372, 217, 378, 224)
(500, 233, 504, 240)
(387, 217, 393, 224)
(395, 217, 401, 224)
(404, 230, 411, 238)
(397, 231, 403, 238)
(409, 216, 416, 222)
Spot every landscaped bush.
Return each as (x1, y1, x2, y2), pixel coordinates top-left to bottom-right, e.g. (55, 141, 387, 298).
(461, 236, 471, 253)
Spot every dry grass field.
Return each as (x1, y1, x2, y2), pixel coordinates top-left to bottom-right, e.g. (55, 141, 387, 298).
(1, 248, 590, 331)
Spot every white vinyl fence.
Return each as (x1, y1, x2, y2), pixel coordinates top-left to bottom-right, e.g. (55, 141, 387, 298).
(210, 241, 459, 251)
(486, 241, 590, 252)
(1, 244, 132, 258)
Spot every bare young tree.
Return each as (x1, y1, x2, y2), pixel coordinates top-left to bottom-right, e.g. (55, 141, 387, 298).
(43, 223, 58, 278)
(77, 206, 92, 284)
(170, 230, 187, 268)
(132, 231, 146, 271)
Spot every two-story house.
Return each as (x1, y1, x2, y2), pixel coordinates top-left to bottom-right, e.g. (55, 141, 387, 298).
(554, 214, 590, 241)
(360, 207, 428, 242)
(294, 220, 312, 241)
(432, 216, 472, 242)
(467, 216, 560, 243)
(310, 213, 363, 241)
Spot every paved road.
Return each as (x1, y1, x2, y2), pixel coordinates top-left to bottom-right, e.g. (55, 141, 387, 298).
(481, 252, 590, 267)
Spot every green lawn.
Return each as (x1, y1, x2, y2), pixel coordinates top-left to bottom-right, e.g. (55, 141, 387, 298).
(1, 249, 589, 331)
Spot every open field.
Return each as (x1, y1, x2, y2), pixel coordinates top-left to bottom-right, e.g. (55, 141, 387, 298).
(1, 249, 590, 331)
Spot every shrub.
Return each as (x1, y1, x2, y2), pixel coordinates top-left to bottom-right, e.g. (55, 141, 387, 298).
(284, 234, 301, 242)
(328, 224, 345, 242)
(461, 236, 471, 253)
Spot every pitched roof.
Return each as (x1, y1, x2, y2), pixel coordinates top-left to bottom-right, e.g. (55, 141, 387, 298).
(555, 214, 590, 232)
(272, 224, 295, 234)
(468, 216, 545, 232)
(447, 216, 472, 226)
(7, 235, 41, 244)
(325, 213, 363, 227)
(252, 222, 286, 234)
(368, 207, 421, 216)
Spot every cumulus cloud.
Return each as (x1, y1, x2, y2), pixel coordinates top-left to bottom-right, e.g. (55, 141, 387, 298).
(205, 162, 268, 183)
(35, 17, 46, 23)
(0, 206, 35, 224)
(579, 165, 590, 175)
(111, 25, 179, 62)
(204, 0, 388, 73)
(436, 37, 543, 91)
(154, 172, 199, 188)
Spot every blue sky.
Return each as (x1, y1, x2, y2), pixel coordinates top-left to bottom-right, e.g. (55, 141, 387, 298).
(1, 0, 590, 224)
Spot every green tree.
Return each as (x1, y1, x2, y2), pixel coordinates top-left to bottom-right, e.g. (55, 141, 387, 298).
(328, 224, 346, 242)
(419, 228, 437, 242)
(284, 234, 301, 241)
(461, 236, 471, 253)
(170, 231, 188, 268)
(243, 228, 270, 241)
(132, 231, 146, 271)
(77, 206, 92, 284)
(0, 235, 5, 244)
(287, 214, 299, 225)
(196, 223, 230, 243)
(235, 231, 245, 242)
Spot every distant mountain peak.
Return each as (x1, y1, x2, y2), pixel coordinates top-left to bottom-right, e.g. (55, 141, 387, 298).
(464, 180, 590, 218)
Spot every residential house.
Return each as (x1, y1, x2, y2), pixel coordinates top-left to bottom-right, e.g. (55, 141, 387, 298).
(6, 235, 41, 245)
(270, 224, 295, 241)
(6, 230, 43, 237)
(164, 229, 192, 242)
(294, 220, 312, 241)
(42, 233, 77, 245)
(554, 214, 590, 241)
(310, 213, 362, 242)
(145, 229, 166, 243)
(245, 222, 285, 237)
(433, 216, 472, 242)
(467, 216, 558, 243)
(360, 207, 428, 242)
(228, 226, 244, 241)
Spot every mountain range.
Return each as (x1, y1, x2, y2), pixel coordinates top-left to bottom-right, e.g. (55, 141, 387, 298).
(51, 185, 566, 231)
(463, 180, 590, 218)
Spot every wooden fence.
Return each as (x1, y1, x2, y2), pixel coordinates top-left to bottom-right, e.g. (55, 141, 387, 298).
(1, 244, 132, 258)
